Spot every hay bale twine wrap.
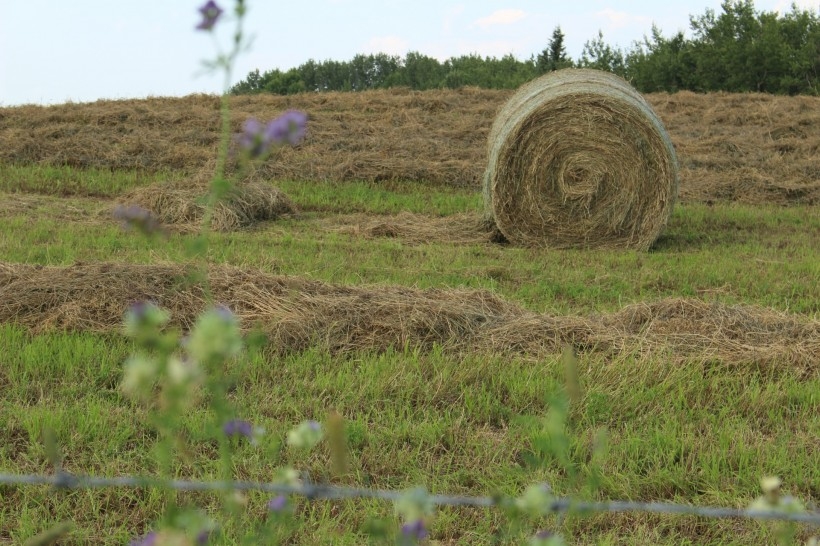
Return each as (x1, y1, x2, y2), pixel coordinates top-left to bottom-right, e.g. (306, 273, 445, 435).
(483, 68, 678, 250)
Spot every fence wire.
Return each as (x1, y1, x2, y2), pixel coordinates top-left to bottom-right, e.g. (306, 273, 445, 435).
(2, 471, 819, 525)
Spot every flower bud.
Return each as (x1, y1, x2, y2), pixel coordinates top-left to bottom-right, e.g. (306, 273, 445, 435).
(267, 495, 288, 513)
(400, 519, 428, 541)
(278, 467, 302, 487)
(167, 355, 201, 386)
(515, 483, 554, 517)
(394, 487, 433, 524)
(286, 420, 323, 450)
(529, 530, 567, 546)
(124, 302, 170, 340)
(187, 305, 243, 365)
(121, 355, 159, 398)
(195, 1, 223, 31)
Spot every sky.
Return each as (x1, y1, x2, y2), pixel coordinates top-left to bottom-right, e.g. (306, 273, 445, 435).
(1, 0, 818, 106)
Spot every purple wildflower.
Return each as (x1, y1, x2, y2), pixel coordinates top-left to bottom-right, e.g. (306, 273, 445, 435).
(264, 110, 308, 146)
(237, 111, 307, 159)
(238, 118, 267, 158)
(124, 300, 169, 338)
(113, 204, 165, 237)
(400, 519, 428, 541)
(195, 529, 212, 545)
(127, 301, 151, 321)
(129, 531, 157, 546)
(196, 1, 223, 31)
(267, 495, 288, 512)
(222, 419, 253, 439)
(213, 304, 235, 322)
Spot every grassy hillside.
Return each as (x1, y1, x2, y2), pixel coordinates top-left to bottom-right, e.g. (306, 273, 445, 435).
(0, 89, 818, 544)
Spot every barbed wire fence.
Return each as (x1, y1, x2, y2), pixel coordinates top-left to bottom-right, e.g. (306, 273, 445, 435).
(3, 470, 820, 526)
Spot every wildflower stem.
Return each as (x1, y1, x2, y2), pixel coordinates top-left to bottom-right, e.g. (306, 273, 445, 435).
(196, 2, 246, 300)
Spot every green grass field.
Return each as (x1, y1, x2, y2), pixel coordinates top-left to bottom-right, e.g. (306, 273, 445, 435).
(1, 164, 819, 545)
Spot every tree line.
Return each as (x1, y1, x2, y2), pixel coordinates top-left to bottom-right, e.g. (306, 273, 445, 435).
(231, 1, 819, 96)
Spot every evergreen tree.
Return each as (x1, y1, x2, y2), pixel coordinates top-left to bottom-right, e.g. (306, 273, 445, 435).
(537, 26, 573, 73)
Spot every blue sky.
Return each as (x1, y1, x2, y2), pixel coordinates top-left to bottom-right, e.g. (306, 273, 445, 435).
(1, 0, 817, 105)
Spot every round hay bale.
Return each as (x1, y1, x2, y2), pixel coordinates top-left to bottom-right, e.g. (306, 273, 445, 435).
(483, 69, 678, 250)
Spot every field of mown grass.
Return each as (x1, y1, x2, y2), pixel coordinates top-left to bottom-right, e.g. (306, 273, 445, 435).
(0, 89, 818, 545)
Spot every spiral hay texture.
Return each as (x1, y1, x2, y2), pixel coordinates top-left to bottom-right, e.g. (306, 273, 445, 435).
(483, 69, 679, 250)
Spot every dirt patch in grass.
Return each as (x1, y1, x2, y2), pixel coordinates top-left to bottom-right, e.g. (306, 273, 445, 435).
(323, 211, 497, 245)
(1, 89, 817, 205)
(1, 261, 816, 368)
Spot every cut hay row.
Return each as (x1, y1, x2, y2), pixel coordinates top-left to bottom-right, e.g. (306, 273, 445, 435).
(325, 211, 497, 245)
(0, 193, 108, 224)
(483, 69, 678, 250)
(117, 178, 298, 232)
(1, 261, 817, 368)
(0, 188, 491, 241)
(1, 89, 817, 206)
(0, 183, 297, 234)
(0, 190, 500, 244)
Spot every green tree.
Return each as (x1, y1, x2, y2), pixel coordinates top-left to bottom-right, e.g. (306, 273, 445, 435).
(626, 26, 695, 92)
(579, 30, 626, 76)
(689, 0, 760, 91)
(401, 51, 445, 90)
(491, 54, 538, 88)
(777, 4, 820, 94)
(537, 26, 574, 73)
(317, 59, 349, 91)
(444, 54, 489, 87)
(443, 53, 536, 89)
(370, 53, 403, 89)
(688, 0, 819, 93)
(262, 68, 305, 95)
(230, 68, 264, 93)
(297, 59, 320, 92)
(229, 1, 818, 97)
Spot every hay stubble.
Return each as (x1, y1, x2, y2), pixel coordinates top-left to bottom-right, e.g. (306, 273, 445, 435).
(1, 88, 816, 206)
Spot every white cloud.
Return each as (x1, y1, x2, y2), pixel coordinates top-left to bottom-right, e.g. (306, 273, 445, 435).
(362, 35, 410, 56)
(464, 39, 525, 58)
(770, 0, 819, 13)
(473, 9, 527, 29)
(595, 8, 652, 30)
(443, 4, 466, 33)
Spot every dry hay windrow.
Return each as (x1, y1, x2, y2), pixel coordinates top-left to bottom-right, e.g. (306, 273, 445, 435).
(2, 89, 817, 207)
(326, 211, 497, 245)
(0, 261, 522, 356)
(1, 261, 817, 369)
(116, 173, 298, 232)
(0, 193, 110, 224)
(483, 69, 679, 250)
